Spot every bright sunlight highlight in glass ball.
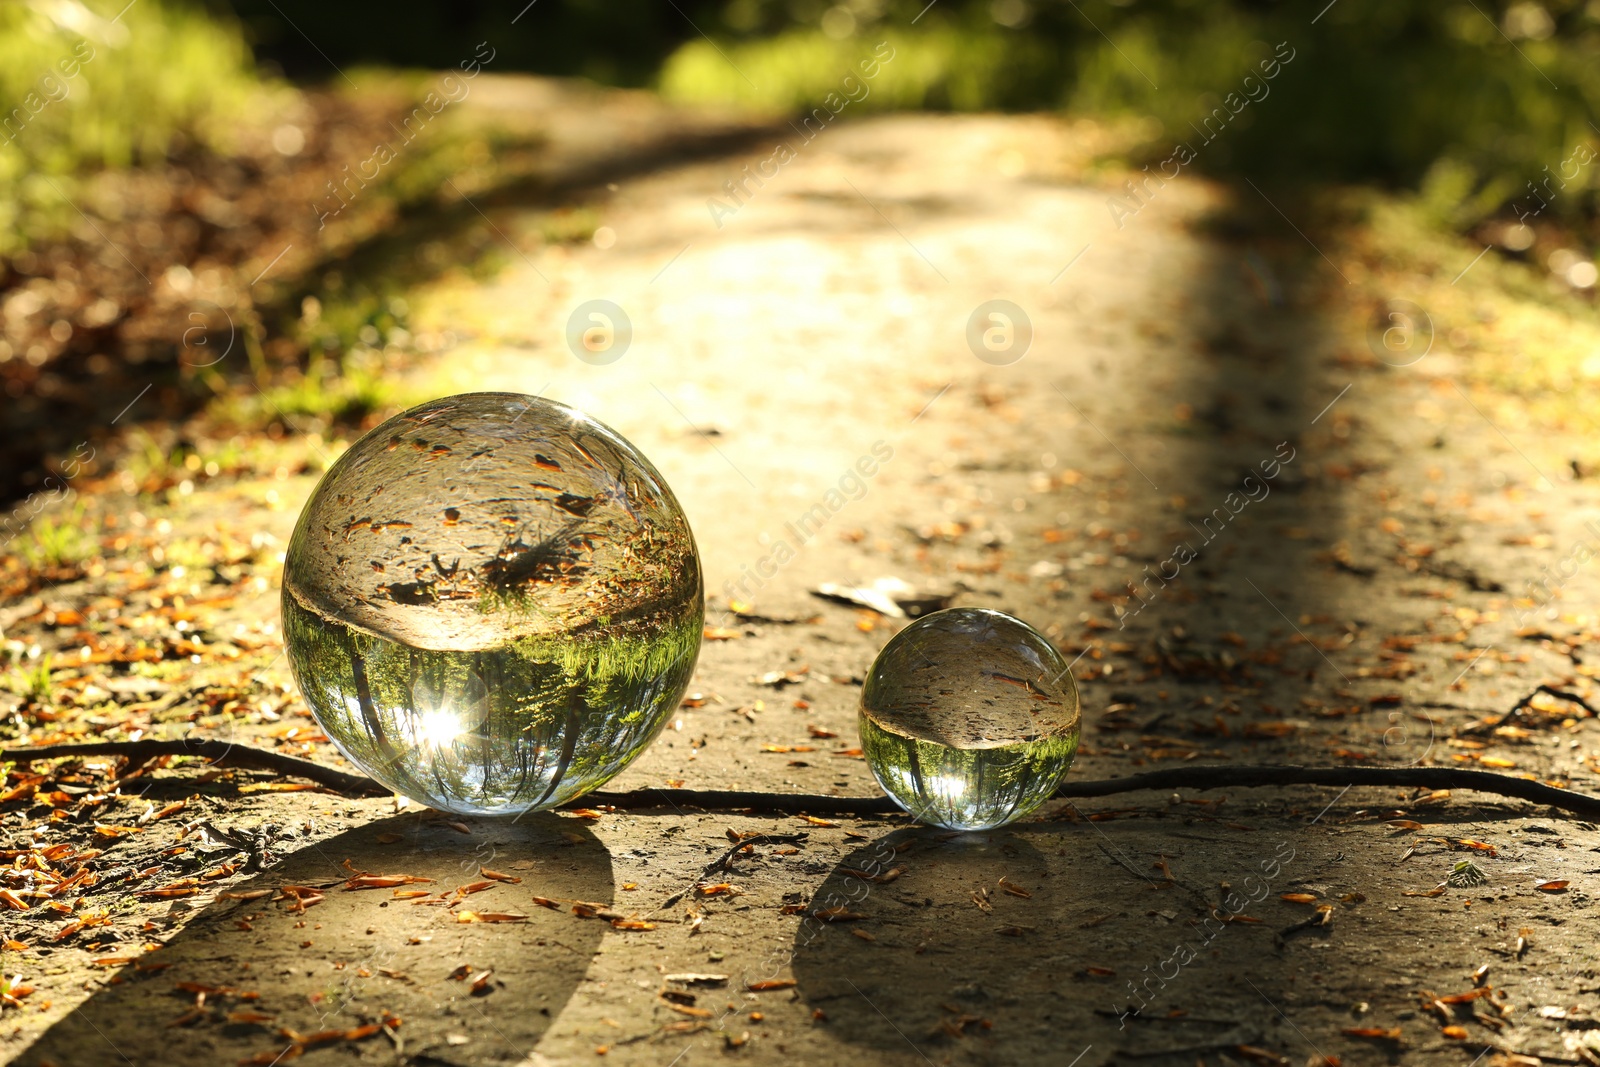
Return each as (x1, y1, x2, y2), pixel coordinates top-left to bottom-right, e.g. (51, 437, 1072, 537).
(860, 608, 1080, 830)
(282, 392, 703, 815)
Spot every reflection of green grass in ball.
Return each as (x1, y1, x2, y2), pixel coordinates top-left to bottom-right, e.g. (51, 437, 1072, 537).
(283, 591, 700, 814)
(860, 707, 1079, 831)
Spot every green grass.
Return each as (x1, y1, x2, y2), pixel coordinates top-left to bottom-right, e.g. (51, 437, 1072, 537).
(14, 506, 94, 568)
(248, 351, 399, 425)
(1336, 181, 1600, 465)
(5, 655, 53, 703)
(0, 0, 268, 253)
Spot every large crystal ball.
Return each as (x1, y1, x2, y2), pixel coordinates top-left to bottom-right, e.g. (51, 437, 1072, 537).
(281, 393, 703, 815)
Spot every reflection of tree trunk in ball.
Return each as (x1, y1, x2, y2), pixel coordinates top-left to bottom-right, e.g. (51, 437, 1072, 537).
(282, 591, 700, 814)
(861, 709, 1078, 831)
(904, 732, 929, 814)
(537, 693, 583, 806)
(347, 639, 402, 777)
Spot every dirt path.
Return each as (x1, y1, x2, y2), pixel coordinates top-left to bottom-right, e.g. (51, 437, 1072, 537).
(7, 79, 1600, 1067)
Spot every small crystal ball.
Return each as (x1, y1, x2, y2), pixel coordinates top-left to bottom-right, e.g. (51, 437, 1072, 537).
(860, 608, 1081, 830)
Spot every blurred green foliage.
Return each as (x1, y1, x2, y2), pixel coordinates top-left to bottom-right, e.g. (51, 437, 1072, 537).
(0, 0, 267, 251)
(4, 0, 1594, 249)
(227, 0, 1600, 230)
(660, 0, 1600, 227)
(0, 0, 1577, 248)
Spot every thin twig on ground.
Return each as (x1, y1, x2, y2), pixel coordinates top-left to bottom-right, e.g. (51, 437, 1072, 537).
(588, 764, 1600, 820)
(5, 743, 1600, 821)
(1274, 905, 1334, 947)
(1463, 683, 1600, 735)
(658, 832, 810, 909)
